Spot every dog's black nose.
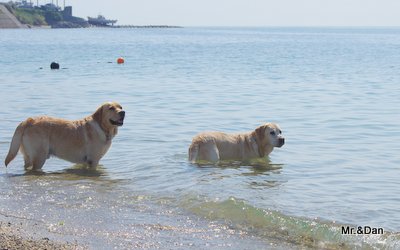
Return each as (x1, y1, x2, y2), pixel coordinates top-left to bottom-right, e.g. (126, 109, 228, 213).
(279, 138, 285, 145)
(119, 111, 125, 119)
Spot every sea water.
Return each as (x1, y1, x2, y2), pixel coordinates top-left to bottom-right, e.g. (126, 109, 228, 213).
(0, 27, 399, 249)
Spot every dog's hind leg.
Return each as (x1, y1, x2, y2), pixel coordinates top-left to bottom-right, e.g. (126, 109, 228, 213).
(199, 142, 220, 162)
(30, 144, 48, 171)
(20, 145, 32, 169)
(32, 152, 47, 171)
(21, 135, 48, 170)
(188, 143, 199, 163)
(23, 155, 32, 170)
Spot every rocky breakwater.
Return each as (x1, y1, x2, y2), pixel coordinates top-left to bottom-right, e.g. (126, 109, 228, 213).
(0, 4, 27, 28)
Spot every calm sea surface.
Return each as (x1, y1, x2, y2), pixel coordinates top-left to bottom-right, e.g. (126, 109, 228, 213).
(0, 27, 399, 249)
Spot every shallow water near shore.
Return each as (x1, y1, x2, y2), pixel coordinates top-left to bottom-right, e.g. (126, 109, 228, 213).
(0, 27, 400, 249)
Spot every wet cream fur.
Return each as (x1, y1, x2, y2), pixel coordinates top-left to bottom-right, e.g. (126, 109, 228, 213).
(5, 102, 125, 170)
(189, 123, 284, 163)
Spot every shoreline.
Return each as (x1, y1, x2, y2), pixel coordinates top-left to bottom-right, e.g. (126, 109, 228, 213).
(0, 218, 84, 250)
(0, 211, 84, 250)
(98, 25, 182, 29)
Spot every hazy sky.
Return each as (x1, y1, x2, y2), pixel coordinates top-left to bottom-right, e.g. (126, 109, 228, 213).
(45, 0, 400, 26)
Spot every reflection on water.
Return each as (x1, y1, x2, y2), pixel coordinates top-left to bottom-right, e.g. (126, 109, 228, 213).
(241, 164, 283, 176)
(192, 158, 284, 189)
(3, 164, 107, 179)
(60, 164, 107, 178)
(195, 157, 282, 170)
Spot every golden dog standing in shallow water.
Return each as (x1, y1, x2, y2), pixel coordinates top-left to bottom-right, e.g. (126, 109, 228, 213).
(5, 102, 125, 170)
(189, 123, 285, 163)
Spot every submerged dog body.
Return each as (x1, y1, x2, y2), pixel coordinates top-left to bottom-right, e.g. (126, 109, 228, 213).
(5, 102, 125, 170)
(189, 123, 284, 163)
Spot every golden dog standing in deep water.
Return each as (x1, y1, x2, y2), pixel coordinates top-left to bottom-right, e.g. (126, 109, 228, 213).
(5, 102, 125, 170)
(189, 123, 284, 163)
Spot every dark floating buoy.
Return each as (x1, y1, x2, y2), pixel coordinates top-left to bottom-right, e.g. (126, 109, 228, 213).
(50, 62, 60, 70)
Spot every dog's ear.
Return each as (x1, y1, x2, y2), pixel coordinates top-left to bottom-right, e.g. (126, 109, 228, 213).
(255, 124, 267, 141)
(254, 124, 268, 157)
(92, 105, 103, 124)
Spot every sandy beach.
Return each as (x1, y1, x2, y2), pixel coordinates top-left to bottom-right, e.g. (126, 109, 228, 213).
(0, 220, 83, 250)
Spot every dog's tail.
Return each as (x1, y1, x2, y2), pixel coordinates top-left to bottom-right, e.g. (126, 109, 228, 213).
(188, 142, 199, 163)
(5, 120, 28, 167)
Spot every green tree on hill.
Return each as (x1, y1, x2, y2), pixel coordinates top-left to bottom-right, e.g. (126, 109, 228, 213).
(44, 11, 62, 24)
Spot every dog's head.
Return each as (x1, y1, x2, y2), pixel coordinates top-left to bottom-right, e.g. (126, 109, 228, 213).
(253, 123, 285, 156)
(93, 102, 125, 136)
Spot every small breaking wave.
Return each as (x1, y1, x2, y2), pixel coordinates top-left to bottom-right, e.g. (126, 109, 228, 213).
(179, 196, 400, 249)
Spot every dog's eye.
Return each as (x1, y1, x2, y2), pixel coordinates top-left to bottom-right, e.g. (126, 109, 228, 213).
(109, 106, 116, 111)
(278, 130, 282, 134)
(270, 131, 276, 136)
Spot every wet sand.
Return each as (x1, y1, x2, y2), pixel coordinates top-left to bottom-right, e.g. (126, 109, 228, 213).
(0, 220, 83, 250)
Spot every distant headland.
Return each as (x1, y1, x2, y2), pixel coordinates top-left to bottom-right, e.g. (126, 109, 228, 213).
(0, 1, 181, 29)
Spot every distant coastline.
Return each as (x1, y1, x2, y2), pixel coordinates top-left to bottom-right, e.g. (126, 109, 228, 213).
(0, 2, 181, 29)
(91, 25, 182, 29)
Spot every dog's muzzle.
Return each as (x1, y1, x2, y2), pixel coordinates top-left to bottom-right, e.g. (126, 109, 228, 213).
(277, 137, 285, 147)
(110, 111, 125, 126)
(119, 111, 125, 120)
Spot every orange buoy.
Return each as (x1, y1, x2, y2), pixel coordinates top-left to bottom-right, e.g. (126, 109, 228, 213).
(117, 57, 125, 64)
